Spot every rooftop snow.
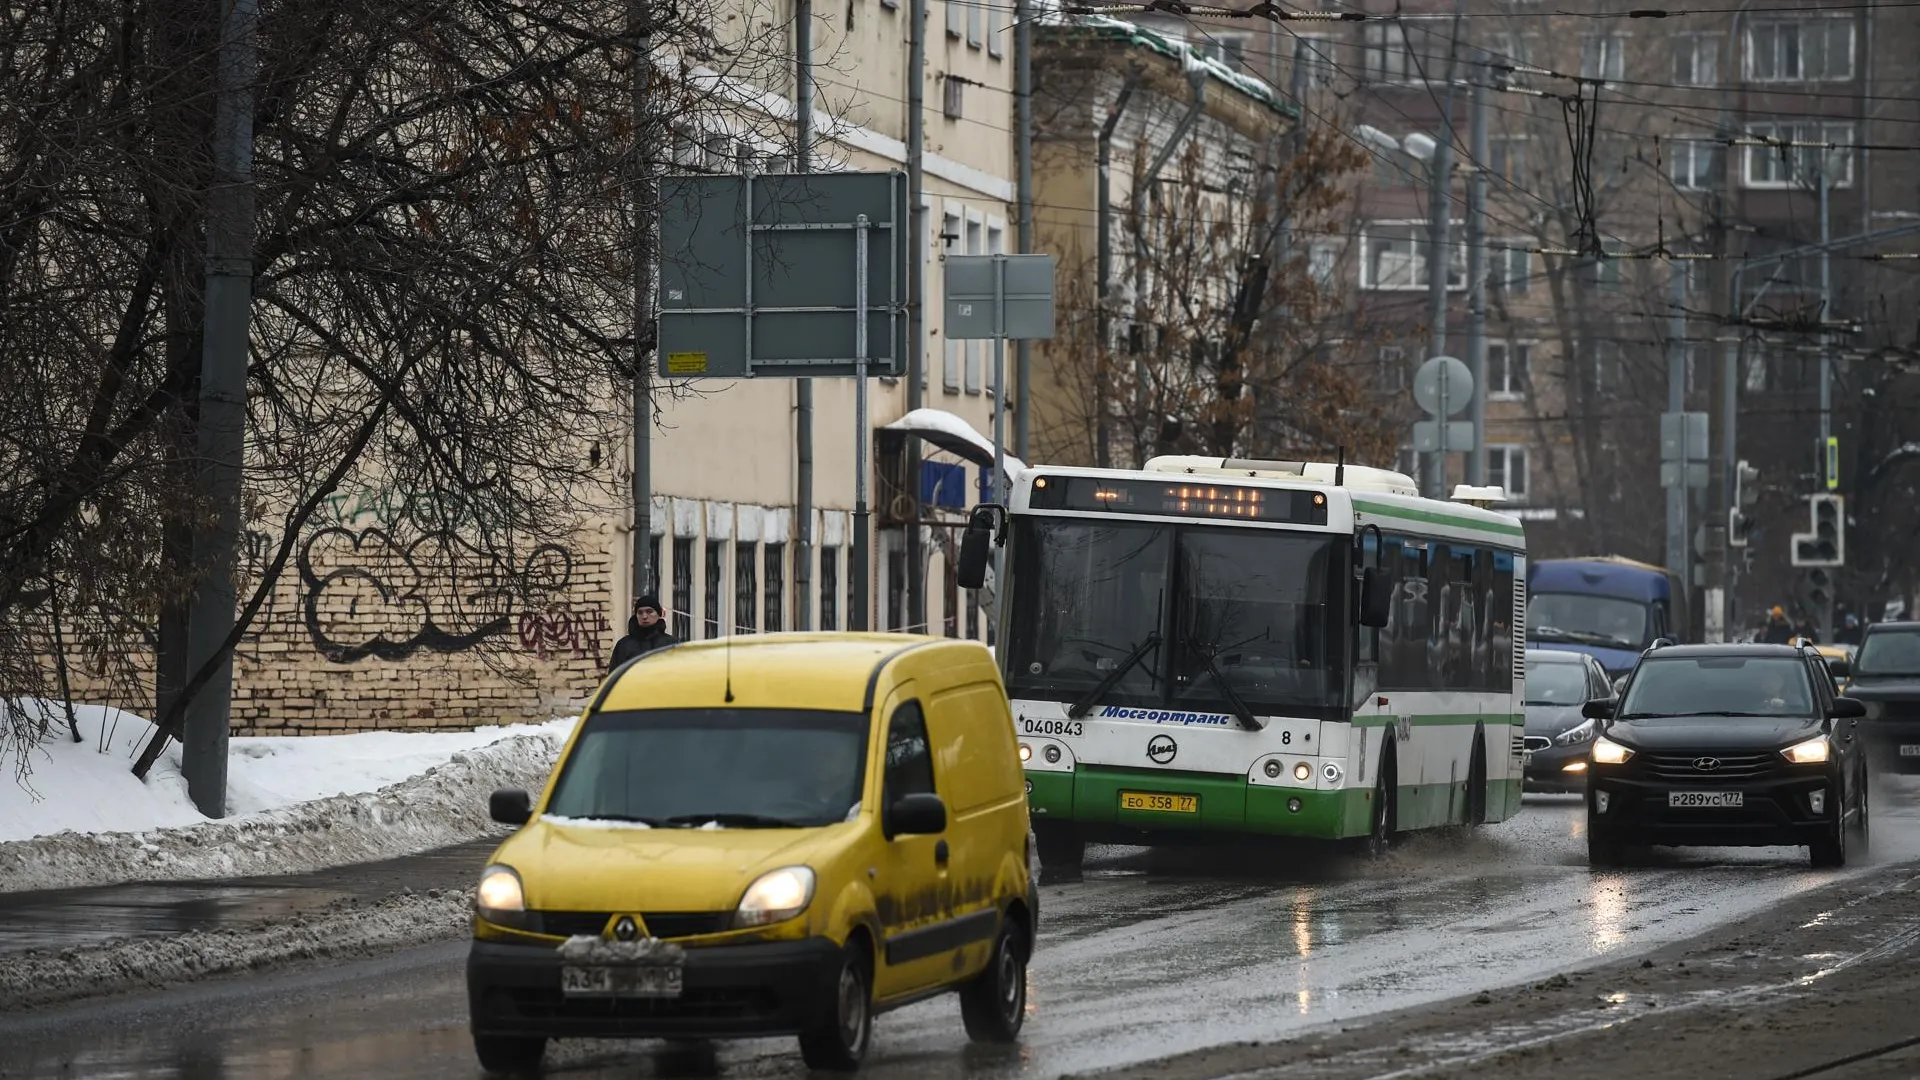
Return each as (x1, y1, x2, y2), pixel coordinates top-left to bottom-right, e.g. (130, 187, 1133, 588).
(884, 408, 1028, 481)
(1035, 10, 1297, 118)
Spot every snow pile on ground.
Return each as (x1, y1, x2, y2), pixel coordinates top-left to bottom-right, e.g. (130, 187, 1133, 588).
(0, 704, 577, 893)
(0, 886, 472, 1010)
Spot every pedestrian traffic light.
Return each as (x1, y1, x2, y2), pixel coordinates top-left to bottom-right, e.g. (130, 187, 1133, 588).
(1729, 460, 1759, 548)
(1790, 494, 1844, 567)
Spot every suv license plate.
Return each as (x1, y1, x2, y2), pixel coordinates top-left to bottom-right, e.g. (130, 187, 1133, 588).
(1899, 745, 1920, 757)
(561, 963, 683, 998)
(1668, 791, 1743, 808)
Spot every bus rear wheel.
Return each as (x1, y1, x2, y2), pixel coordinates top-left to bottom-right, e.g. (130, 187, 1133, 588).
(1034, 822, 1084, 883)
(1466, 729, 1488, 826)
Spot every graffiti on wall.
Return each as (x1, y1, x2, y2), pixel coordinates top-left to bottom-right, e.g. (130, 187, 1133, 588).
(295, 525, 592, 663)
(320, 485, 513, 532)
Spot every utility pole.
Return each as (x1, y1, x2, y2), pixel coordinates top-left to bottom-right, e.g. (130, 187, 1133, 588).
(1014, 0, 1034, 462)
(1463, 62, 1489, 486)
(1665, 264, 1689, 603)
(1421, 0, 1467, 498)
(182, 0, 259, 818)
(1816, 167, 1832, 644)
(630, 0, 657, 619)
(793, 0, 814, 630)
(900, 0, 926, 634)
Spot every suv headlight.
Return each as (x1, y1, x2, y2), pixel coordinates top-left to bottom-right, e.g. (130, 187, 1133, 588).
(734, 866, 816, 928)
(475, 865, 533, 929)
(1555, 719, 1597, 746)
(1783, 737, 1831, 764)
(1591, 736, 1634, 765)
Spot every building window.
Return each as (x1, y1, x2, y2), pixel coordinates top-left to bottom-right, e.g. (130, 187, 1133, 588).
(1686, 343, 1714, 396)
(941, 211, 964, 392)
(887, 546, 907, 631)
(1378, 346, 1408, 393)
(646, 535, 661, 597)
(1360, 221, 1464, 291)
(1746, 19, 1854, 82)
(1584, 257, 1623, 291)
(704, 539, 724, 638)
(1591, 340, 1623, 392)
(944, 553, 960, 637)
(1308, 242, 1338, 286)
(1487, 342, 1532, 399)
(1682, 258, 1710, 295)
(943, 76, 965, 119)
(1580, 34, 1626, 83)
(964, 216, 985, 393)
(1744, 122, 1853, 189)
(1361, 21, 1428, 85)
(1292, 34, 1335, 88)
(1673, 33, 1720, 85)
(1669, 137, 1723, 190)
(672, 537, 694, 641)
(1489, 137, 1528, 183)
(763, 543, 785, 632)
(1195, 35, 1248, 68)
(819, 545, 839, 631)
(1488, 445, 1531, 499)
(1485, 32, 1530, 85)
(946, 0, 962, 38)
(1492, 241, 1532, 295)
(734, 541, 758, 634)
(966, 0, 982, 47)
(987, 0, 1004, 57)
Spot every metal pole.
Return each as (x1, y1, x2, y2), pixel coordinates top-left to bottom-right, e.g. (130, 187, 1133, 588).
(904, 0, 926, 633)
(1014, 0, 1034, 462)
(793, 0, 814, 630)
(1464, 64, 1488, 486)
(630, 0, 656, 615)
(1666, 264, 1688, 603)
(184, 0, 259, 817)
(1722, 265, 1742, 633)
(1817, 167, 1832, 643)
(1421, 0, 1466, 499)
(853, 214, 872, 632)
(992, 257, 1008, 595)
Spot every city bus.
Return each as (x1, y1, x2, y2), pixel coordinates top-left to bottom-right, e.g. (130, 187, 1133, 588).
(956, 455, 1529, 877)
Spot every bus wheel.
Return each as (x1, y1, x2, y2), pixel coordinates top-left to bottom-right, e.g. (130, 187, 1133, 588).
(1356, 754, 1396, 858)
(1034, 822, 1085, 883)
(1467, 728, 1488, 826)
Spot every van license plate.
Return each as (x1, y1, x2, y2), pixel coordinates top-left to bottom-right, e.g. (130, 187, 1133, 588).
(1668, 791, 1743, 808)
(1899, 745, 1920, 757)
(561, 963, 683, 998)
(1120, 791, 1198, 814)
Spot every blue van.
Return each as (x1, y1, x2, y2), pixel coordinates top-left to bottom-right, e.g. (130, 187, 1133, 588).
(1526, 557, 1687, 677)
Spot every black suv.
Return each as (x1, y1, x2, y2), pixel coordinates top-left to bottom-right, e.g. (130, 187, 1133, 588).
(1583, 643, 1869, 868)
(1838, 621, 1920, 773)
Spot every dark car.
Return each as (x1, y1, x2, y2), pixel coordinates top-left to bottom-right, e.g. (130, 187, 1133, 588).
(1837, 621, 1920, 773)
(1583, 643, 1870, 868)
(1523, 648, 1614, 792)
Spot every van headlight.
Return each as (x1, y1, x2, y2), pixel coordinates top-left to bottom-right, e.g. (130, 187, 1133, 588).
(1591, 736, 1634, 765)
(1555, 719, 1597, 746)
(1783, 737, 1831, 764)
(475, 865, 533, 929)
(734, 866, 816, 928)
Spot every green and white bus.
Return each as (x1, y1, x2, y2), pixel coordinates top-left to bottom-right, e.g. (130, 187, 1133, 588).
(957, 455, 1529, 876)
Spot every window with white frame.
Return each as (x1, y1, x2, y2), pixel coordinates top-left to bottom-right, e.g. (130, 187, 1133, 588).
(964, 215, 984, 393)
(942, 210, 963, 392)
(1590, 339, 1623, 392)
(1744, 122, 1853, 188)
(1580, 34, 1627, 83)
(1489, 136, 1528, 183)
(1491, 240, 1532, 295)
(967, 0, 982, 48)
(1584, 257, 1622, 290)
(1308, 241, 1339, 286)
(986, 0, 1003, 57)
(1292, 34, 1336, 88)
(947, 0, 963, 38)
(1746, 19, 1854, 82)
(1672, 33, 1720, 86)
(1362, 21, 1427, 85)
(943, 76, 965, 119)
(1487, 445, 1530, 499)
(1359, 221, 1465, 291)
(1378, 346, 1408, 392)
(1669, 137, 1723, 189)
(1487, 341, 1532, 398)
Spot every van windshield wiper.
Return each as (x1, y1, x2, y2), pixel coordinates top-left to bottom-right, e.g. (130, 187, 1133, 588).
(1186, 645, 1262, 731)
(1533, 626, 1624, 647)
(661, 812, 809, 829)
(1067, 632, 1162, 719)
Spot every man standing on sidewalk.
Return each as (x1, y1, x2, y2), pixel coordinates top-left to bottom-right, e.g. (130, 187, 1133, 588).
(609, 594, 676, 670)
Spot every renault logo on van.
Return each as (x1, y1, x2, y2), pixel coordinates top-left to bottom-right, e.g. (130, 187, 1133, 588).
(613, 916, 639, 941)
(1147, 734, 1178, 765)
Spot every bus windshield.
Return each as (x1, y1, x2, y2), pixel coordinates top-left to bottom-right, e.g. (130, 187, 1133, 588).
(1003, 517, 1346, 715)
(1527, 593, 1651, 650)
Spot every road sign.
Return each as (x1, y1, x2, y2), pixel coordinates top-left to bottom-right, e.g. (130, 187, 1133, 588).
(1660, 462, 1710, 489)
(1412, 355, 1472, 417)
(1412, 419, 1475, 453)
(944, 254, 1056, 340)
(657, 171, 909, 378)
(1659, 412, 1709, 465)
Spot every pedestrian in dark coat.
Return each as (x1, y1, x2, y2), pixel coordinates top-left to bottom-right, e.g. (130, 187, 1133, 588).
(609, 594, 676, 670)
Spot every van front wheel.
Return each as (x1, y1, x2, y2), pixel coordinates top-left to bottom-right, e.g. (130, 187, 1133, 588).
(799, 941, 873, 1072)
(472, 1033, 546, 1076)
(960, 918, 1029, 1043)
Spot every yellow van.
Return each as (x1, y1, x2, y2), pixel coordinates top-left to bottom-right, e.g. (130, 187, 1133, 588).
(465, 633, 1036, 1074)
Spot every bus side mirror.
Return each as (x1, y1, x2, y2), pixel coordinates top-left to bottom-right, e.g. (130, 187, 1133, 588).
(957, 525, 991, 590)
(1359, 568, 1392, 628)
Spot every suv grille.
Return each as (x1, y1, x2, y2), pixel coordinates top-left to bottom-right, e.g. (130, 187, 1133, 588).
(1640, 751, 1782, 782)
(529, 911, 731, 939)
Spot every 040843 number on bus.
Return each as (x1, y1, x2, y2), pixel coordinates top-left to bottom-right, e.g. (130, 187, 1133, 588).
(1021, 719, 1083, 738)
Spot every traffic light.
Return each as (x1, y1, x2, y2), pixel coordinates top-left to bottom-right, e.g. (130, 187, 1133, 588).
(1791, 494, 1844, 567)
(1805, 568, 1833, 609)
(1729, 460, 1760, 547)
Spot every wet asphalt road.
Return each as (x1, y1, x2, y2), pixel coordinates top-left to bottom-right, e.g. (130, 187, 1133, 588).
(7, 789, 1920, 1080)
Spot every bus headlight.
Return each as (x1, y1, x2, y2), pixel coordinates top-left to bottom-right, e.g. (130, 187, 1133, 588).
(1293, 762, 1312, 781)
(1322, 762, 1343, 784)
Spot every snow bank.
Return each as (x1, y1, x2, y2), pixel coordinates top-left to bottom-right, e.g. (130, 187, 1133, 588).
(0, 707, 577, 893)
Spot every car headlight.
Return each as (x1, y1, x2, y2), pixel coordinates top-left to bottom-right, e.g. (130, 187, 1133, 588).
(1555, 719, 1597, 746)
(1591, 736, 1634, 765)
(1783, 737, 1831, 764)
(475, 865, 533, 929)
(734, 866, 816, 928)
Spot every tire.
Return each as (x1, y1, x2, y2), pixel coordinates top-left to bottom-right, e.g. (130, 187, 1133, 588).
(799, 940, 874, 1072)
(1850, 767, 1872, 854)
(472, 1034, 546, 1076)
(1587, 830, 1626, 868)
(1466, 729, 1488, 826)
(1811, 781, 1850, 868)
(1034, 823, 1085, 883)
(1354, 750, 1396, 858)
(960, 917, 1029, 1043)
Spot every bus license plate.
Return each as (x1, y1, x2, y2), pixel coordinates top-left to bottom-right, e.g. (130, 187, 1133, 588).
(561, 963, 683, 998)
(1120, 791, 1198, 814)
(1668, 791, 1743, 809)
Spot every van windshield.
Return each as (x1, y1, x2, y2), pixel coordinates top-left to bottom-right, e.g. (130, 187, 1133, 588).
(545, 708, 869, 828)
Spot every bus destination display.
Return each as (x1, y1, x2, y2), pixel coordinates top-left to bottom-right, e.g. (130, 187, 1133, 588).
(1028, 475, 1329, 526)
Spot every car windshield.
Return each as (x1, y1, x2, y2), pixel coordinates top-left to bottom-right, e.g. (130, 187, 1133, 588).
(1524, 660, 1590, 705)
(1618, 657, 1814, 718)
(1856, 629, 1920, 677)
(1527, 593, 1652, 649)
(544, 708, 868, 827)
(1002, 517, 1345, 714)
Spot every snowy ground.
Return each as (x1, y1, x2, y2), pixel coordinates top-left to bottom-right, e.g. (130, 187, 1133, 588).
(0, 703, 577, 893)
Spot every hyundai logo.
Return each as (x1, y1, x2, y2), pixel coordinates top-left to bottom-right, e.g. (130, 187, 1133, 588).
(1693, 757, 1722, 772)
(613, 916, 639, 941)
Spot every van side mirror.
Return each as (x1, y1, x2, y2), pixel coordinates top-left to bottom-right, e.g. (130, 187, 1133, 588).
(1581, 698, 1615, 721)
(489, 787, 532, 826)
(1830, 697, 1867, 720)
(885, 792, 948, 839)
(1359, 567, 1392, 628)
